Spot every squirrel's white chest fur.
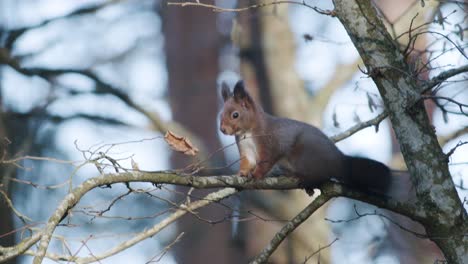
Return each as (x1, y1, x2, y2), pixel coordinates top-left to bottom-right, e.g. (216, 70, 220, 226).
(238, 133, 257, 165)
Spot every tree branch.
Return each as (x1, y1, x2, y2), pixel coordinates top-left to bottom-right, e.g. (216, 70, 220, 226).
(250, 194, 330, 264)
(2, 1, 121, 49)
(0, 233, 42, 262)
(333, 0, 466, 262)
(420, 64, 468, 93)
(7, 111, 132, 127)
(438, 126, 468, 147)
(28, 188, 236, 264)
(0, 169, 419, 263)
(327, 64, 466, 144)
(302, 238, 339, 264)
(330, 111, 388, 142)
(0, 189, 32, 223)
(21, 171, 418, 263)
(167, 1, 335, 16)
(0, 47, 208, 155)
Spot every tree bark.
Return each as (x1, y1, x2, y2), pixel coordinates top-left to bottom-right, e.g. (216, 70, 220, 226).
(333, 0, 467, 262)
(0, 66, 17, 264)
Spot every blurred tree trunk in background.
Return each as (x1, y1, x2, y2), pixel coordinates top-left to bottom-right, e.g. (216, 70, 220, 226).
(234, 1, 310, 120)
(0, 68, 17, 264)
(162, 2, 248, 263)
(233, 2, 330, 263)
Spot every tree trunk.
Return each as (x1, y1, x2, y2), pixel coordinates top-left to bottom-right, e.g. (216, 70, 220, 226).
(233, 4, 331, 263)
(333, 0, 467, 262)
(0, 69, 17, 264)
(163, 2, 248, 263)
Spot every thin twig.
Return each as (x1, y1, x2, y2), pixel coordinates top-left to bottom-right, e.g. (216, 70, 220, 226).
(3, 173, 419, 263)
(2, 1, 124, 49)
(325, 205, 429, 239)
(438, 126, 468, 146)
(31, 188, 236, 264)
(445, 141, 468, 157)
(145, 232, 185, 263)
(250, 194, 330, 264)
(302, 238, 339, 264)
(0, 189, 33, 223)
(420, 64, 468, 93)
(167, 1, 336, 16)
(330, 112, 388, 142)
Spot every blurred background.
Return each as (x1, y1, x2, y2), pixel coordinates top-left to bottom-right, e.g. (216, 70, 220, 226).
(0, 0, 466, 263)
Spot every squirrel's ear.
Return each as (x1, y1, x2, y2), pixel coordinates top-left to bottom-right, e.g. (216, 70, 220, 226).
(234, 80, 246, 99)
(233, 80, 247, 99)
(221, 82, 231, 102)
(233, 80, 254, 108)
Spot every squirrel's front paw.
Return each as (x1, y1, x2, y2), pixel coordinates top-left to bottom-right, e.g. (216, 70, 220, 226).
(239, 172, 256, 184)
(239, 169, 252, 177)
(239, 171, 257, 184)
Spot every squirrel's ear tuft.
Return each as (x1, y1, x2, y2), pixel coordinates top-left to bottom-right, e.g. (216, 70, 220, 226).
(221, 82, 231, 102)
(233, 80, 254, 108)
(233, 80, 248, 99)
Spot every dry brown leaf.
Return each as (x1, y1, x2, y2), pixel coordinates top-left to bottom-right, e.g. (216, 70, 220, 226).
(164, 131, 199, 156)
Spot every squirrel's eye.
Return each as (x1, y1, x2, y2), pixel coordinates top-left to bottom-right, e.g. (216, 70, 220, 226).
(232, 112, 239, 119)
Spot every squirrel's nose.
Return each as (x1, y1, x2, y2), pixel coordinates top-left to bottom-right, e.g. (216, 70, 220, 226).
(220, 127, 226, 134)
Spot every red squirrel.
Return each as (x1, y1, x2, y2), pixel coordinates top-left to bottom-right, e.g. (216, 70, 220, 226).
(220, 80, 391, 193)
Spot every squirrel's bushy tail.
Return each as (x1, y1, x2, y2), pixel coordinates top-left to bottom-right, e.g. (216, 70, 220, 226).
(343, 156, 392, 194)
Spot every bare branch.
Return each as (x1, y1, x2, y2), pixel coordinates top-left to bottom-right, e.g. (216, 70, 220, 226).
(0, 189, 32, 223)
(423, 95, 468, 115)
(250, 194, 330, 264)
(0, 47, 208, 155)
(325, 205, 429, 238)
(6, 111, 132, 127)
(146, 232, 185, 263)
(29, 188, 235, 264)
(167, 1, 336, 16)
(438, 126, 468, 146)
(330, 111, 388, 142)
(0, 233, 42, 262)
(445, 141, 468, 157)
(0, 170, 420, 263)
(302, 238, 339, 264)
(3, 0, 123, 49)
(420, 64, 468, 93)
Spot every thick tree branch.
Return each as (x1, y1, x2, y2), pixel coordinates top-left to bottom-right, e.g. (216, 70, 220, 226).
(22, 171, 417, 263)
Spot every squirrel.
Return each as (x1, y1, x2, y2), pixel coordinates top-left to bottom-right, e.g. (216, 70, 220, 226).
(220, 80, 392, 194)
